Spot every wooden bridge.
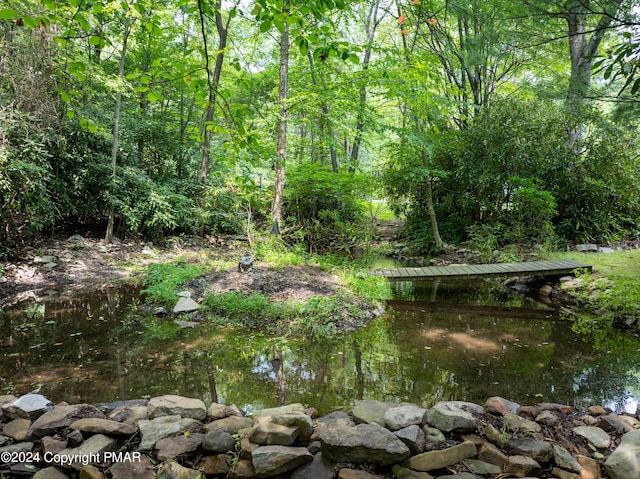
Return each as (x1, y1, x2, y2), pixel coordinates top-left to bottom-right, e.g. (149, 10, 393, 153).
(369, 259, 591, 280)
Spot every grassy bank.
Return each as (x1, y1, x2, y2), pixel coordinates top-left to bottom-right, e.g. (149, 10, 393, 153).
(549, 248, 640, 332)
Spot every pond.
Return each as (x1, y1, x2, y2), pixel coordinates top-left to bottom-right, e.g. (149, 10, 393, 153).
(1, 278, 640, 415)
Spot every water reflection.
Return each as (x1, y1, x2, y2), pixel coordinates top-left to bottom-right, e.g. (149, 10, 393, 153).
(1, 279, 640, 414)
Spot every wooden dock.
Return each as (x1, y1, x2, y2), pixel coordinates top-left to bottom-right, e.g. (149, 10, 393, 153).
(369, 259, 592, 280)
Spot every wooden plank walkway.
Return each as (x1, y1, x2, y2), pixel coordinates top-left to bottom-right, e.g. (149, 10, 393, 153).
(369, 259, 592, 280)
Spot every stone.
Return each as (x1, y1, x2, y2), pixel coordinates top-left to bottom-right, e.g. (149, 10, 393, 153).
(108, 455, 155, 479)
(204, 416, 252, 435)
(27, 404, 105, 439)
(391, 464, 434, 479)
(506, 437, 553, 463)
(552, 444, 581, 473)
(402, 441, 477, 472)
(576, 455, 600, 479)
(33, 467, 70, 479)
(55, 434, 118, 470)
(250, 410, 313, 445)
(504, 413, 541, 433)
(69, 418, 136, 435)
(598, 413, 634, 433)
(138, 415, 203, 451)
(67, 429, 84, 445)
(320, 423, 411, 465)
(351, 400, 392, 426)
(2, 394, 53, 420)
(587, 405, 609, 416)
(435, 474, 475, 479)
(337, 469, 383, 479)
(536, 410, 560, 426)
(384, 404, 428, 431)
(504, 455, 543, 478)
(9, 463, 39, 475)
(108, 404, 147, 425)
(198, 454, 232, 475)
(41, 436, 67, 455)
(603, 429, 640, 479)
(312, 411, 356, 440)
(573, 425, 611, 449)
(251, 445, 313, 478)
(207, 402, 242, 420)
(79, 464, 105, 479)
(422, 426, 445, 443)
(394, 425, 426, 455)
(485, 396, 519, 415)
(3, 418, 31, 441)
(0, 441, 34, 454)
(575, 244, 598, 252)
(427, 402, 479, 432)
(148, 395, 207, 420)
(228, 459, 256, 479)
(155, 433, 204, 460)
(203, 430, 236, 453)
(173, 296, 200, 313)
(290, 452, 334, 479)
(551, 468, 580, 479)
(157, 460, 204, 479)
(464, 459, 501, 475)
(477, 442, 510, 468)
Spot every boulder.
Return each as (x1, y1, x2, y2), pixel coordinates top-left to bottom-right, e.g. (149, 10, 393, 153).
(250, 410, 313, 445)
(604, 429, 640, 479)
(138, 415, 203, 451)
(2, 394, 52, 420)
(27, 404, 105, 439)
(203, 430, 236, 453)
(351, 400, 392, 426)
(427, 402, 479, 432)
(573, 426, 611, 449)
(157, 460, 204, 479)
(394, 425, 426, 455)
(290, 452, 334, 479)
(148, 395, 207, 420)
(402, 441, 477, 472)
(54, 434, 119, 470)
(3, 418, 31, 441)
(320, 423, 411, 465)
(504, 413, 541, 433)
(552, 444, 581, 473)
(504, 455, 543, 477)
(155, 433, 204, 461)
(391, 465, 434, 479)
(198, 454, 232, 475)
(108, 455, 155, 479)
(69, 418, 136, 436)
(228, 459, 256, 479)
(251, 445, 313, 478)
(384, 404, 428, 431)
(505, 437, 553, 463)
(173, 295, 200, 314)
(204, 416, 252, 434)
(484, 397, 519, 416)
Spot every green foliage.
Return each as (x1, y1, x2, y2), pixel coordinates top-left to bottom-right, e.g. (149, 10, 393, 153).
(140, 260, 208, 308)
(505, 177, 557, 246)
(195, 183, 246, 236)
(202, 291, 296, 330)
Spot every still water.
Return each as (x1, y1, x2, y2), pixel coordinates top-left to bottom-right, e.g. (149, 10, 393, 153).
(1, 279, 639, 414)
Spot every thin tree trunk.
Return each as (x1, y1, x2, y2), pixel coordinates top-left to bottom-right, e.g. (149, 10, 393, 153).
(271, 18, 289, 234)
(421, 149, 444, 250)
(105, 15, 132, 244)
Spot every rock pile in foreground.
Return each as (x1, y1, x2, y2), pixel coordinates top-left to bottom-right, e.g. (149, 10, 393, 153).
(0, 393, 638, 478)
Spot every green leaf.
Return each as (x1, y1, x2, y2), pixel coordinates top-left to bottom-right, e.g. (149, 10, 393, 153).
(0, 9, 19, 20)
(147, 91, 161, 102)
(60, 91, 71, 103)
(89, 35, 101, 46)
(67, 110, 76, 120)
(259, 20, 272, 32)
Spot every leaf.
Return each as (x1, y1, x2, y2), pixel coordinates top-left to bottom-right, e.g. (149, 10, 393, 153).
(411, 0, 420, 4)
(398, 14, 406, 25)
(89, 35, 101, 46)
(147, 91, 161, 102)
(400, 29, 409, 35)
(0, 9, 19, 19)
(427, 18, 438, 26)
(60, 91, 71, 103)
(259, 19, 272, 32)
(67, 110, 76, 120)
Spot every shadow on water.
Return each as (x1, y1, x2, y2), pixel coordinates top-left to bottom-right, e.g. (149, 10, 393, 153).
(2, 277, 640, 414)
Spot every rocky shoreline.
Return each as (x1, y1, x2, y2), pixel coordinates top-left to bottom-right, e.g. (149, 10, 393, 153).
(0, 393, 638, 479)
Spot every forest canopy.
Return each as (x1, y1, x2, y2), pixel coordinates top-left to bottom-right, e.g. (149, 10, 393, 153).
(1, 0, 639, 258)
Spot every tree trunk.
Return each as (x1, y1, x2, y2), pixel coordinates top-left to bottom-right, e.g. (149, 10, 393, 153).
(105, 15, 132, 244)
(271, 18, 289, 234)
(421, 149, 444, 250)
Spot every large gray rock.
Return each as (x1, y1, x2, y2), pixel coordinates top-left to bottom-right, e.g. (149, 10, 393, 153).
(504, 413, 541, 433)
(173, 295, 200, 314)
(290, 452, 334, 479)
(385, 404, 428, 431)
(573, 426, 611, 449)
(148, 395, 207, 420)
(54, 434, 119, 470)
(108, 455, 155, 479)
(552, 444, 581, 473)
(205, 415, 253, 434)
(402, 441, 476, 472)
(427, 402, 480, 432)
(319, 423, 411, 465)
(505, 437, 553, 463)
(251, 445, 313, 478)
(157, 460, 204, 479)
(27, 404, 105, 439)
(155, 433, 205, 461)
(250, 410, 313, 446)
(351, 400, 392, 426)
(69, 418, 135, 435)
(394, 425, 426, 455)
(203, 430, 236, 453)
(138, 415, 203, 451)
(604, 429, 640, 479)
(2, 394, 52, 420)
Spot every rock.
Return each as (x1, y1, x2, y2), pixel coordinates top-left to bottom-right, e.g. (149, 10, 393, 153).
(108, 404, 147, 425)
(505, 437, 553, 463)
(41, 436, 68, 455)
(575, 244, 598, 252)
(138, 415, 203, 451)
(205, 415, 252, 435)
(155, 433, 204, 460)
(290, 452, 334, 479)
(402, 441, 476, 472)
(228, 459, 256, 479)
(157, 460, 204, 479)
(79, 464, 105, 479)
(551, 467, 580, 479)
(573, 425, 611, 449)
(3, 418, 31, 441)
(311, 411, 356, 440)
(598, 247, 615, 253)
(55, 434, 118, 470)
(477, 442, 510, 468)
(337, 469, 383, 479)
(422, 425, 445, 444)
(173, 296, 200, 314)
(2, 394, 53, 420)
(604, 429, 640, 479)
(108, 455, 155, 479)
(27, 404, 105, 439)
(598, 413, 633, 433)
(504, 412, 541, 433)
(384, 404, 428, 431)
(464, 459, 501, 475)
(33, 467, 71, 479)
(576, 455, 600, 479)
(9, 463, 39, 476)
(427, 402, 480, 432)
(320, 423, 411, 465)
(0, 441, 34, 454)
(251, 445, 313, 478)
(148, 394, 207, 420)
(587, 405, 609, 416)
(351, 400, 392, 426)
(485, 396, 519, 415)
(207, 402, 242, 421)
(504, 455, 543, 477)
(198, 454, 232, 475)
(536, 410, 560, 426)
(391, 464, 434, 479)
(250, 410, 313, 445)
(33, 255, 57, 264)
(552, 444, 581, 473)
(394, 425, 426, 454)
(69, 418, 136, 435)
(67, 429, 84, 445)
(203, 430, 236, 453)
